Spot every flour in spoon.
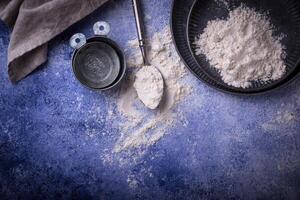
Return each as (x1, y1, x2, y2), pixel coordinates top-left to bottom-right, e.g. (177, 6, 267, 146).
(111, 26, 192, 153)
(194, 5, 286, 88)
(134, 65, 164, 109)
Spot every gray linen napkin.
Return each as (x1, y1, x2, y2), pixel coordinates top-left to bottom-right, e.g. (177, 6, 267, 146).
(0, 0, 109, 83)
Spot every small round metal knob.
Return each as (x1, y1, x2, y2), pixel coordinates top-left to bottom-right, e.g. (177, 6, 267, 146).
(93, 21, 111, 36)
(69, 33, 86, 49)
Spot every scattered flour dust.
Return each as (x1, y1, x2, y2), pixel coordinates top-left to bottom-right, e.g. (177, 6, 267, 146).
(262, 110, 297, 132)
(110, 26, 191, 153)
(194, 5, 286, 88)
(215, 0, 229, 8)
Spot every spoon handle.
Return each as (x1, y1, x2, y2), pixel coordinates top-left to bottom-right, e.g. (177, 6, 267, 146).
(132, 0, 150, 65)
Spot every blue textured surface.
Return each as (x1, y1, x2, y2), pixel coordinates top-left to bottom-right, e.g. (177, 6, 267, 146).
(0, 0, 299, 199)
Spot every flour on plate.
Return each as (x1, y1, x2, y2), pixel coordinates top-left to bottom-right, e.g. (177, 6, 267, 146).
(194, 5, 286, 88)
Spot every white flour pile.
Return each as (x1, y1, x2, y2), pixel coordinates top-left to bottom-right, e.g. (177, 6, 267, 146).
(110, 26, 191, 153)
(194, 5, 286, 88)
(134, 65, 164, 109)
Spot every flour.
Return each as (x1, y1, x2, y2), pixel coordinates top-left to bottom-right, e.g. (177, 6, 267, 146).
(134, 65, 164, 109)
(194, 5, 286, 88)
(112, 26, 191, 153)
(215, 0, 229, 8)
(262, 110, 297, 132)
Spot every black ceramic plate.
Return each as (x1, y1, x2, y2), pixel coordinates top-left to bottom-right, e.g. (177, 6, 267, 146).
(171, 0, 300, 94)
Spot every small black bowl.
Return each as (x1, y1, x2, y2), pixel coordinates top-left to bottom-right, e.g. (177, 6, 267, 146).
(72, 37, 126, 90)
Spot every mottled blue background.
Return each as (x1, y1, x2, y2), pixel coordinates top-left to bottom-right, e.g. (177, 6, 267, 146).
(0, 0, 299, 200)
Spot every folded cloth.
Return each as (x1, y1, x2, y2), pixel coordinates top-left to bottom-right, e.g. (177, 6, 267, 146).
(0, 0, 109, 83)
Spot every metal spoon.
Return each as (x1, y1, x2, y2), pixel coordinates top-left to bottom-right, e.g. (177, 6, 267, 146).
(132, 0, 150, 66)
(132, 0, 164, 109)
(132, 0, 165, 72)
